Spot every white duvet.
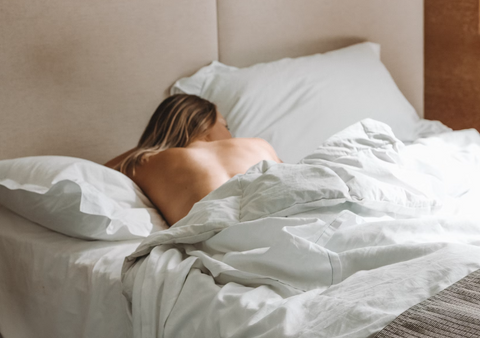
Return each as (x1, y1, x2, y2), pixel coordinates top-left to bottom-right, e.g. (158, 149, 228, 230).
(122, 119, 480, 338)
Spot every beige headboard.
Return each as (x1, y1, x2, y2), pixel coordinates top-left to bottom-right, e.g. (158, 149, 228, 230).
(0, 0, 423, 162)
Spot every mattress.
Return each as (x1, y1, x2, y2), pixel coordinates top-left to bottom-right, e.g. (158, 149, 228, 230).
(0, 205, 141, 338)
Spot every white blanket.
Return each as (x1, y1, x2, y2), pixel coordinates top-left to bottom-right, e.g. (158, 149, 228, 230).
(122, 119, 480, 338)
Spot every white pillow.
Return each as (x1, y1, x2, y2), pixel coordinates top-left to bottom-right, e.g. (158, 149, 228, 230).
(171, 42, 420, 163)
(0, 156, 168, 241)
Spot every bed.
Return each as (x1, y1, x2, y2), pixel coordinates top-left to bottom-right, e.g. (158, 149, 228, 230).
(3, 1, 480, 337)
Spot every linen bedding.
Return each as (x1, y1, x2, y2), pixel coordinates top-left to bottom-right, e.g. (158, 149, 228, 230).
(121, 119, 480, 338)
(0, 205, 141, 338)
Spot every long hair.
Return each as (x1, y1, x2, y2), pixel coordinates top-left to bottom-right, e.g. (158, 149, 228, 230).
(116, 94, 217, 176)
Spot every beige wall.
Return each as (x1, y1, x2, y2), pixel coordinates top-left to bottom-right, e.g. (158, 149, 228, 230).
(217, 0, 424, 118)
(0, 0, 423, 162)
(0, 0, 218, 162)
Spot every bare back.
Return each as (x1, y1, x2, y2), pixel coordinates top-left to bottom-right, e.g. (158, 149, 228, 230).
(130, 138, 281, 226)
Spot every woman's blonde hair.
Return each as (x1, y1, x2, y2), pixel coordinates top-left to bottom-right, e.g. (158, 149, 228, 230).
(116, 94, 217, 175)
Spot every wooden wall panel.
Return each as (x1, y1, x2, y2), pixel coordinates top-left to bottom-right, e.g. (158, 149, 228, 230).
(425, 0, 480, 130)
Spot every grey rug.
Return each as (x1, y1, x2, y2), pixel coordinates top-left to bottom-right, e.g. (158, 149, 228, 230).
(375, 269, 480, 337)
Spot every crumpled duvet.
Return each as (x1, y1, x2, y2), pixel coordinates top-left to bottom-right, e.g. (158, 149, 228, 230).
(122, 119, 480, 338)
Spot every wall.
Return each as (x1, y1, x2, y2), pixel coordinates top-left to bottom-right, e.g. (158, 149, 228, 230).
(425, 0, 480, 130)
(0, 0, 218, 162)
(0, 0, 424, 162)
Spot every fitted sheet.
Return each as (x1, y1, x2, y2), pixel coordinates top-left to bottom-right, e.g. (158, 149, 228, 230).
(0, 206, 141, 338)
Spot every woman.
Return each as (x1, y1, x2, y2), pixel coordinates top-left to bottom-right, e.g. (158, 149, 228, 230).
(105, 94, 282, 226)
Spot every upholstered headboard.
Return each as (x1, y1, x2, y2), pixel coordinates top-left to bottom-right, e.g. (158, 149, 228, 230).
(0, 0, 423, 162)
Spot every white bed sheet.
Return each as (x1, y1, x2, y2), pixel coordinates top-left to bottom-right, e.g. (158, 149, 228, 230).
(122, 120, 480, 338)
(0, 206, 141, 338)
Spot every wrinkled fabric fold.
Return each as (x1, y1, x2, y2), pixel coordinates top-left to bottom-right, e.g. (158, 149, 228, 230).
(122, 119, 480, 338)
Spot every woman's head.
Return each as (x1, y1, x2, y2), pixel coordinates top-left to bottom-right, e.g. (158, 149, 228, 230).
(138, 94, 218, 149)
(117, 94, 226, 175)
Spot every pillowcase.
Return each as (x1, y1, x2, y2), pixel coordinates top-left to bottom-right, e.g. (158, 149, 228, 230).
(0, 156, 168, 241)
(171, 42, 420, 163)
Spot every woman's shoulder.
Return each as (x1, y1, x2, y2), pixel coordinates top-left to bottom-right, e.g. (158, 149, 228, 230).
(228, 137, 272, 148)
(141, 147, 197, 169)
(237, 137, 277, 154)
(229, 138, 282, 163)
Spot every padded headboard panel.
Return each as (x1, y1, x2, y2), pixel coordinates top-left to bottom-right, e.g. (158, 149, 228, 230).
(0, 0, 218, 163)
(217, 0, 424, 119)
(0, 0, 423, 162)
